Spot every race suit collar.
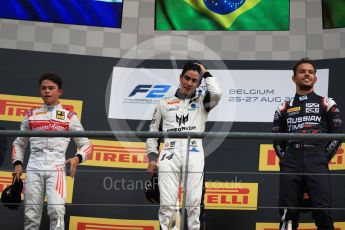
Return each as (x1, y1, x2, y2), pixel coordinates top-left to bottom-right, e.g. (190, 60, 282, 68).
(175, 89, 196, 99)
(295, 91, 316, 102)
(43, 102, 63, 111)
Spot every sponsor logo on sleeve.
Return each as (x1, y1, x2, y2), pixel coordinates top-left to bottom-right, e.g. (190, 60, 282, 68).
(69, 216, 160, 230)
(0, 94, 83, 122)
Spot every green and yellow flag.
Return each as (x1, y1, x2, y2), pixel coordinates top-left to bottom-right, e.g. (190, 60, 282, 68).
(155, 0, 289, 31)
(322, 0, 345, 29)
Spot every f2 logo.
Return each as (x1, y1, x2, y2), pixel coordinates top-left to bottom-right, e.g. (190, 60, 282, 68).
(128, 85, 171, 98)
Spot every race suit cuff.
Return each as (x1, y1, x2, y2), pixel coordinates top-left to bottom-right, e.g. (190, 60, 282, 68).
(147, 152, 159, 162)
(75, 154, 83, 164)
(202, 72, 212, 79)
(13, 160, 23, 167)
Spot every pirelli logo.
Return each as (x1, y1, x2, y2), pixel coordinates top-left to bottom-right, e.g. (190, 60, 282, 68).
(204, 182, 258, 210)
(259, 144, 280, 171)
(0, 94, 83, 122)
(69, 216, 160, 230)
(256, 222, 345, 230)
(259, 144, 345, 171)
(0, 171, 75, 203)
(83, 139, 148, 169)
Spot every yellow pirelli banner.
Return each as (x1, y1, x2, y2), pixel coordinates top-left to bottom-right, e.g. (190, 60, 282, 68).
(69, 216, 160, 230)
(0, 171, 75, 203)
(0, 94, 83, 122)
(83, 139, 148, 169)
(204, 182, 258, 210)
(259, 144, 345, 171)
(256, 222, 345, 230)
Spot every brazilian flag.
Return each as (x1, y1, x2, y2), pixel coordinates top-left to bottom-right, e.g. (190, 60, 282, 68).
(155, 0, 290, 31)
(322, 0, 345, 29)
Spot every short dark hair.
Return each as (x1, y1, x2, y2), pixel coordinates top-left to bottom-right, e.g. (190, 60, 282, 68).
(39, 73, 63, 89)
(293, 58, 317, 75)
(181, 61, 201, 76)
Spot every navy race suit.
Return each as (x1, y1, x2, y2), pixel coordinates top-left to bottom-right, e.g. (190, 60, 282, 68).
(272, 91, 342, 230)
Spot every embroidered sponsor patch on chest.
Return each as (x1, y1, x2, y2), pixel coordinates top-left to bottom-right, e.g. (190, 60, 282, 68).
(287, 107, 301, 113)
(189, 102, 199, 110)
(167, 100, 179, 105)
(56, 111, 65, 120)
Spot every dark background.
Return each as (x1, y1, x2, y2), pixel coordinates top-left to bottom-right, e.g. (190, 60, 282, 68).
(0, 48, 344, 229)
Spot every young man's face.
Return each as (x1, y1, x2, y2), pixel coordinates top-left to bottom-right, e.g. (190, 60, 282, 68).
(292, 63, 317, 91)
(40, 80, 62, 106)
(179, 69, 200, 95)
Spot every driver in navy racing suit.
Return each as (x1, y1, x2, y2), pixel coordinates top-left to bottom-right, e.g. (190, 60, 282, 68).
(272, 58, 343, 230)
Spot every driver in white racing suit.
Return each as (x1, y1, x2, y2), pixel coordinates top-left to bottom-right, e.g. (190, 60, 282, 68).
(12, 73, 92, 230)
(146, 62, 222, 230)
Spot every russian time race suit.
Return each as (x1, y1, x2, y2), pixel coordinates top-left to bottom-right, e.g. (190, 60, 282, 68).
(272, 92, 342, 230)
(12, 103, 92, 230)
(146, 72, 222, 230)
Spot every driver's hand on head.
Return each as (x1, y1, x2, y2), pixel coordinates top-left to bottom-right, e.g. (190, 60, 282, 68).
(194, 63, 207, 77)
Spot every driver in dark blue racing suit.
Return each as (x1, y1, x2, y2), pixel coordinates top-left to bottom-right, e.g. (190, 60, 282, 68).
(272, 58, 343, 230)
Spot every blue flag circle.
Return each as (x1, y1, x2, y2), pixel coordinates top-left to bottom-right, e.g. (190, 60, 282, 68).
(203, 0, 246, 15)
